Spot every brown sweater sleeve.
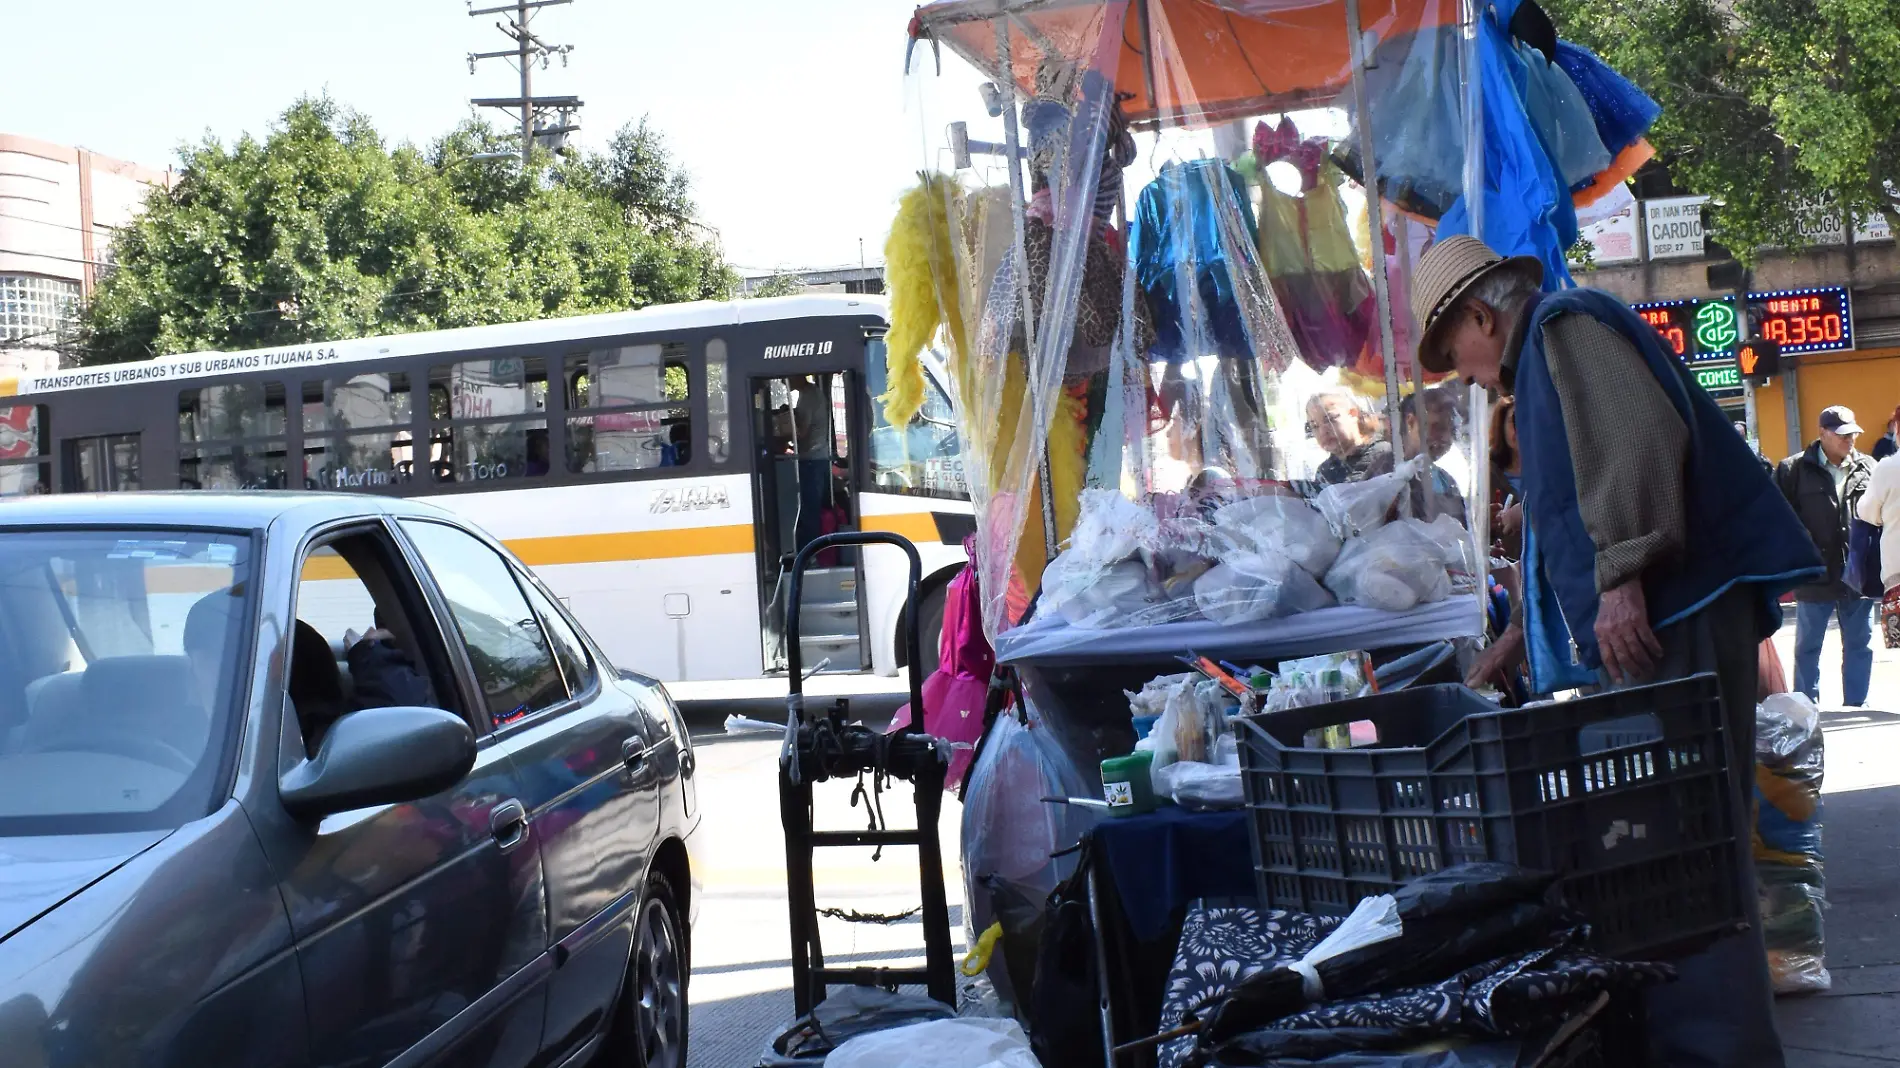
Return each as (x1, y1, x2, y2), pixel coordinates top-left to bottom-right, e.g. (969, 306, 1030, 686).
(1541, 311, 1690, 592)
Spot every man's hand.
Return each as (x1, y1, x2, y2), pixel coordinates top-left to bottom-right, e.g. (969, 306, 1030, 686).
(1595, 581, 1663, 684)
(1466, 624, 1526, 689)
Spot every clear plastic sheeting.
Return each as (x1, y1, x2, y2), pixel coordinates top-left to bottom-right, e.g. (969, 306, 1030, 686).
(1753, 692, 1829, 994)
(903, 0, 1494, 648)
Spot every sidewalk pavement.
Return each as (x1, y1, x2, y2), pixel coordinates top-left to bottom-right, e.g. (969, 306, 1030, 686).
(1771, 609, 1900, 1066)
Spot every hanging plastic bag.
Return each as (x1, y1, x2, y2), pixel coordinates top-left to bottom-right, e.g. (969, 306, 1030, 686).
(824, 1017, 1039, 1068)
(1194, 551, 1336, 625)
(960, 707, 1095, 1013)
(1754, 691, 1829, 993)
(1209, 494, 1342, 577)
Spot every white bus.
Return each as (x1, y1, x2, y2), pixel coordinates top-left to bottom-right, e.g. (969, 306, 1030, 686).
(0, 295, 973, 682)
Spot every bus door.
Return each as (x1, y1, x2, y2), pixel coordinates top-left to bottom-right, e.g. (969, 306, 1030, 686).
(748, 371, 866, 674)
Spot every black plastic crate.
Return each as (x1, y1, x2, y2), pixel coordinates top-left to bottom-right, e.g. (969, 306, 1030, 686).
(1238, 675, 1739, 959)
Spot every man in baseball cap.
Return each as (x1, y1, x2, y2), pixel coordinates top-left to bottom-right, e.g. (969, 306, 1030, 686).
(1415, 234, 1821, 1067)
(1774, 405, 1877, 712)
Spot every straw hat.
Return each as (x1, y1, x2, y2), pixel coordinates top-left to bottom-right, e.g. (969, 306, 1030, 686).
(1412, 235, 1543, 374)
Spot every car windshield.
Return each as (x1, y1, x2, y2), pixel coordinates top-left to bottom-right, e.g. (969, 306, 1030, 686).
(0, 529, 254, 835)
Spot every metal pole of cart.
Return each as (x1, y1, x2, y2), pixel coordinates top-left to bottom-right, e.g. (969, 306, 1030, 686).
(993, 16, 1062, 563)
(1089, 863, 1120, 1068)
(1460, 0, 1492, 627)
(1344, 0, 1409, 519)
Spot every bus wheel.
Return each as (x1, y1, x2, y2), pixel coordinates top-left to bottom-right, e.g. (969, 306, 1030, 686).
(908, 584, 946, 680)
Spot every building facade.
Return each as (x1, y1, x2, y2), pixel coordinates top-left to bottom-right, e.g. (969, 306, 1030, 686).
(1576, 195, 1900, 462)
(0, 134, 170, 375)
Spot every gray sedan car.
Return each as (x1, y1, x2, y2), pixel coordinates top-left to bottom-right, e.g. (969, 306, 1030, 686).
(0, 493, 700, 1068)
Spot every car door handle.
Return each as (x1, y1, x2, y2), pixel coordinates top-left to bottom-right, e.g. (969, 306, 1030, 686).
(622, 738, 649, 773)
(490, 798, 530, 853)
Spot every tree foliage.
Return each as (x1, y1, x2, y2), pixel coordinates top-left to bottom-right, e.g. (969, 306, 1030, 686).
(1547, 0, 1900, 257)
(77, 98, 736, 365)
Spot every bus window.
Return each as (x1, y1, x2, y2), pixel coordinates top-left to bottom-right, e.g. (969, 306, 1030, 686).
(863, 339, 967, 500)
(302, 373, 414, 491)
(564, 342, 691, 475)
(178, 383, 289, 490)
(706, 338, 730, 465)
(431, 357, 549, 484)
(0, 405, 48, 497)
(68, 434, 141, 492)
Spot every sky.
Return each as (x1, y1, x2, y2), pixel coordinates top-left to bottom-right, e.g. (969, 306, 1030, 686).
(3, 0, 981, 276)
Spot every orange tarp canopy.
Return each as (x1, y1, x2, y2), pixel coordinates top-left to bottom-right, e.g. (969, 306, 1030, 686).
(917, 0, 1459, 127)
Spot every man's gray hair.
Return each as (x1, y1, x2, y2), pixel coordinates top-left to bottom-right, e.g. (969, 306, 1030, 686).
(1462, 267, 1540, 322)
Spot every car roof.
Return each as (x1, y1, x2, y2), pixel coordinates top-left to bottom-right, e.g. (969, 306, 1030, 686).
(0, 491, 451, 532)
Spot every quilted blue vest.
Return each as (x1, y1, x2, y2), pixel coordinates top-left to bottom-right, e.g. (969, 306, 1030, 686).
(1513, 288, 1822, 693)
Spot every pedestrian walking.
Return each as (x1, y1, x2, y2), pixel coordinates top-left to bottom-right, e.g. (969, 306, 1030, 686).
(1415, 234, 1822, 1068)
(1774, 406, 1877, 707)
(1856, 438, 1900, 649)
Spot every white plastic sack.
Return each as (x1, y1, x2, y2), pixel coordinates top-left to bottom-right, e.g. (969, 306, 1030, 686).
(1324, 519, 1455, 612)
(1314, 457, 1424, 540)
(1759, 692, 1821, 761)
(825, 1017, 1039, 1068)
(1050, 556, 1164, 626)
(1067, 488, 1161, 567)
(1209, 494, 1342, 577)
(1194, 550, 1337, 625)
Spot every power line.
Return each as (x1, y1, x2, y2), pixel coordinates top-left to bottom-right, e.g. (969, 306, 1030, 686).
(467, 0, 583, 167)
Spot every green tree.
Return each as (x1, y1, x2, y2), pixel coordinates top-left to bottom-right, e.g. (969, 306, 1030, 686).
(77, 98, 737, 365)
(1546, 0, 1900, 258)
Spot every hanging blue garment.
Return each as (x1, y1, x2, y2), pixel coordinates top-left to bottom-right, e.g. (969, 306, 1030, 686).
(1438, 0, 1576, 290)
(1517, 40, 1611, 191)
(1553, 41, 1660, 158)
(1129, 159, 1262, 363)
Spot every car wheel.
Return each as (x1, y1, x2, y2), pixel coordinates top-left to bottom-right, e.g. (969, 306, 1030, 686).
(602, 873, 688, 1068)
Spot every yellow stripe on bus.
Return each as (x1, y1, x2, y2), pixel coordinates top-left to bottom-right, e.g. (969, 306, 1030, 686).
(861, 512, 942, 545)
(284, 513, 949, 582)
(505, 524, 757, 566)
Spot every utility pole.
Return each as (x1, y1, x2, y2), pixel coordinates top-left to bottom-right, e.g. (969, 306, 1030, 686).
(467, 0, 582, 167)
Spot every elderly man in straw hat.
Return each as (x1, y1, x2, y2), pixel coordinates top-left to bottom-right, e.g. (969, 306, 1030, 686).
(1413, 235, 1822, 1067)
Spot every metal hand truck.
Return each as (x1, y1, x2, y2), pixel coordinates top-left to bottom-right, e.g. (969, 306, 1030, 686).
(778, 531, 957, 1017)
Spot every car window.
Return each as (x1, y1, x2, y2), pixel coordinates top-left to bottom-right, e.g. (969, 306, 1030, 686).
(0, 530, 253, 834)
(400, 520, 565, 728)
(516, 571, 595, 697)
(289, 535, 446, 755)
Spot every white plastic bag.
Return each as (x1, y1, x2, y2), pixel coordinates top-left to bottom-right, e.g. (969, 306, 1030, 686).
(825, 1017, 1039, 1068)
(1194, 551, 1336, 624)
(1324, 519, 1455, 612)
(1050, 557, 1163, 626)
(1313, 456, 1424, 539)
(1160, 760, 1245, 810)
(1209, 494, 1342, 577)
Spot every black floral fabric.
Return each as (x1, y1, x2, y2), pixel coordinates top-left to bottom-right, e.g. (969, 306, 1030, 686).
(1158, 903, 1339, 1068)
(1157, 900, 1672, 1068)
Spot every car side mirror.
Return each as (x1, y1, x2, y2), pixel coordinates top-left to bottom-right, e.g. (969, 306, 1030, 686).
(280, 706, 476, 820)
